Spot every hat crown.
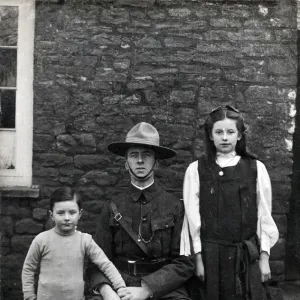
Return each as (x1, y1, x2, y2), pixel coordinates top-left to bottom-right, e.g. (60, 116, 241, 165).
(126, 122, 160, 146)
(107, 122, 176, 159)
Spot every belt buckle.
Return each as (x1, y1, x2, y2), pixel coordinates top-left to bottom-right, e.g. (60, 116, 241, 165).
(114, 213, 122, 222)
(128, 260, 137, 275)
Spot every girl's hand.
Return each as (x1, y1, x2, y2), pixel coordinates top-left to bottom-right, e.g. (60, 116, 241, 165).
(259, 251, 271, 282)
(99, 284, 121, 300)
(195, 252, 205, 282)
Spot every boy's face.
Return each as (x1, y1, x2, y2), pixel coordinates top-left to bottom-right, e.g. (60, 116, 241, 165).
(210, 118, 241, 154)
(49, 199, 82, 235)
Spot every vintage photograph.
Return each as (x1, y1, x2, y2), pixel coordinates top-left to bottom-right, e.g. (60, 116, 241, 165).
(0, 0, 299, 299)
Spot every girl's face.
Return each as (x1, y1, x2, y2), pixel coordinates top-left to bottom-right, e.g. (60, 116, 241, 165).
(49, 199, 82, 235)
(210, 118, 241, 154)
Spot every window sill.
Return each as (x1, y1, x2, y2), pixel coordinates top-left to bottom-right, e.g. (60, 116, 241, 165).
(0, 186, 40, 198)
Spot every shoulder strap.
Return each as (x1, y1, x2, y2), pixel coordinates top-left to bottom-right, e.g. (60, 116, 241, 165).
(110, 201, 154, 259)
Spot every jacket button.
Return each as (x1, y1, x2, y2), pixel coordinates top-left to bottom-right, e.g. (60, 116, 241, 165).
(166, 224, 169, 228)
(142, 201, 147, 205)
(142, 217, 147, 222)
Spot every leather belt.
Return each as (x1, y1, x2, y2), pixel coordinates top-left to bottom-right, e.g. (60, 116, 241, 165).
(114, 257, 170, 276)
(203, 235, 259, 297)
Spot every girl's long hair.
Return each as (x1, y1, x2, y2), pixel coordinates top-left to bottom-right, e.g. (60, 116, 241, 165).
(203, 106, 256, 161)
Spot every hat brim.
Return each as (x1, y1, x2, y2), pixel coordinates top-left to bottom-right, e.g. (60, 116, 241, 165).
(108, 142, 177, 159)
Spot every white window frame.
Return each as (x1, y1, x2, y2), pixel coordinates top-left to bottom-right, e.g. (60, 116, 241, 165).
(0, 0, 35, 187)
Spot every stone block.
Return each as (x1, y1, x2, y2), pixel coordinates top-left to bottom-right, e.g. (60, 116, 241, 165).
(57, 134, 96, 154)
(273, 214, 287, 236)
(270, 238, 286, 261)
(0, 253, 26, 272)
(224, 67, 268, 83)
(74, 155, 110, 169)
(11, 235, 35, 254)
(33, 208, 48, 221)
(0, 216, 14, 237)
(33, 166, 59, 178)
(168, 8, 191, 17)
(36, 198, 51, 209)
(270, 260, 285, 276)
(0, 233, 10, 247)
(82, 200, 104, 213)
(134, 36, 162, 48)
(268, 58, 297, 76)
(113, 59, 130, 70)
(170, 90, 195, 104)
(1, 205, 32, 219)
(210, 18, 242, 28)
(122, 94, 142, 105)
(95, 67, 127, 82)
(101, 8, 130, 25)
(79, 171, 118, 186)
(33, 134, 56, 151)
(59, 165, 85, 177)
(127, 80, 155, 91)
(56, 134, 77, 152)
(34, 153, 73, 167)
(164, 37, 196, 48)
(34, 116, 66, 136)
(15, 219, 44, 234)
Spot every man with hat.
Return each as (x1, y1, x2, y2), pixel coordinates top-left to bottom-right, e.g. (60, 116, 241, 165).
(88, 122, 194, 300)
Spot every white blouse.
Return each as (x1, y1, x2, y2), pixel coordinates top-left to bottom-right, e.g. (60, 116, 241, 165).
(180, 156, 279, 256)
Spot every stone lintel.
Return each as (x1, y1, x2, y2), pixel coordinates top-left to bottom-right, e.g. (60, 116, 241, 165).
(0, 186, 40, 198)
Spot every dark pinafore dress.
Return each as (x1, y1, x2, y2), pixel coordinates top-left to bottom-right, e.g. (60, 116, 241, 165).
(198, 156, 268, 300)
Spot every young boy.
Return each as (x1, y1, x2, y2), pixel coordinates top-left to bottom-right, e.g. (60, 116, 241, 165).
(22, 187, 126, 300)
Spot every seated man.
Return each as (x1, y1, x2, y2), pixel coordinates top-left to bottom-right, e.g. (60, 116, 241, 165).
(88, 122, 194, 300)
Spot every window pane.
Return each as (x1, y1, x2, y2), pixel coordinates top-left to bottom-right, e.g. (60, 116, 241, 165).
(0, 6, 18, 46)
(0, 130, 15, 169)
(0, 90, 15, 128)
(0, 48, 17, 87)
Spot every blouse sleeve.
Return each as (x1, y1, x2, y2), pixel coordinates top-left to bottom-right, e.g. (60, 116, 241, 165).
(180, 161, 201, 256)
(256, 160, 279, 255)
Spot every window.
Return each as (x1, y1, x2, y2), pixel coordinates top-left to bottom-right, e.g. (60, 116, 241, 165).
(0, 0, 35, 187)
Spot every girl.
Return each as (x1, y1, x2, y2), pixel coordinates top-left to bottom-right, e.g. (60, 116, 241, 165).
(180, 105, 279, 300)
(22, 187, 125, 300)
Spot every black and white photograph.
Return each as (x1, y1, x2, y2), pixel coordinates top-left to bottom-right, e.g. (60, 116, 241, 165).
(0, 0, 300, 300)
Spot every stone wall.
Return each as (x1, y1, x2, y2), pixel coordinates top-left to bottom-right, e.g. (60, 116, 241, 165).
(0, 0, 297, 299)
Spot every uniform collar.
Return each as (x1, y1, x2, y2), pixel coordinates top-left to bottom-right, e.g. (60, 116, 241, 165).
(129, 181, 161, 203)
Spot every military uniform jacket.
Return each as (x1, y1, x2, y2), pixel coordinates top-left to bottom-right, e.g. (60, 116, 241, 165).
(89, 181, 194, 299)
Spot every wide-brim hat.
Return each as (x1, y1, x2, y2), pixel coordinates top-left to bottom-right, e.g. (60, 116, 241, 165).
(108, 122, 177, 159)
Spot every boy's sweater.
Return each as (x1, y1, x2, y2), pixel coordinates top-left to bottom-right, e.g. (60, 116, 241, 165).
(22, 228, 125, 300)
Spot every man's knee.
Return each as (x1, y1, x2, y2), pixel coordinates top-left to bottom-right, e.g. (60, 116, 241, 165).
(159, 286, 191, 300)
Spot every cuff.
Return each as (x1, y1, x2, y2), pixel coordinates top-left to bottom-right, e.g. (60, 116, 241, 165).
(260, 234, 270, 255)
(141, 280, 154, 299)
(193, 238, 202, 254)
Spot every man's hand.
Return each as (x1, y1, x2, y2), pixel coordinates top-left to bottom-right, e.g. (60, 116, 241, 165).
(117, 282, 152, 300)
(259, 251, 271, 282)
(195, 252, 205, 282)
(98, 284, 121, 300)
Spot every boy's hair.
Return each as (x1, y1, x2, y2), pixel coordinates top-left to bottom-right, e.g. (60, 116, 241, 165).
(203, 105, 256, 161)
(49, 187, 82, 211)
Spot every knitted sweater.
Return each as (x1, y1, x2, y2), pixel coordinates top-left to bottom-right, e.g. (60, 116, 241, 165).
(22, 228, 125, 300)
